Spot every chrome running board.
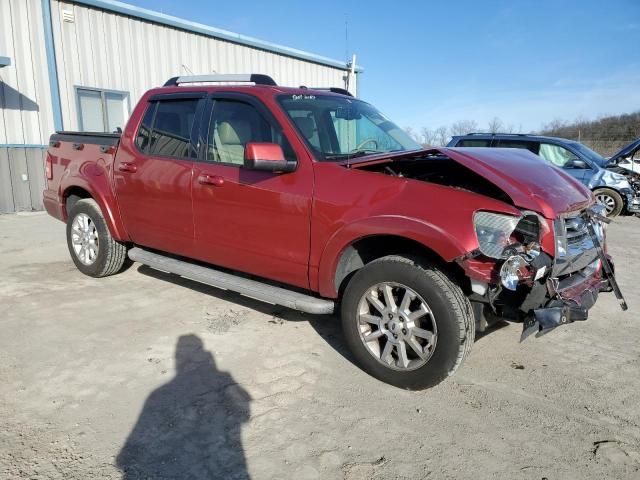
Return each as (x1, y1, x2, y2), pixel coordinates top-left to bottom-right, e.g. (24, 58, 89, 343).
(128, 247, 335, 315)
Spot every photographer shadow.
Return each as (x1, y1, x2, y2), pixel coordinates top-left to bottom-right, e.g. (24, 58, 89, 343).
(116, 334, 251, 480)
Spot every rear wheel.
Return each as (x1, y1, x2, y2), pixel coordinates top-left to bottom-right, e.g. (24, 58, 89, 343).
(341, 255, 474, 390)
(594, 188, 624, 217)
(66, 199, 128, 277)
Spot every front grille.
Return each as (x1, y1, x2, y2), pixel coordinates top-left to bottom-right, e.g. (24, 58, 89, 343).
(565, 215, 590, 245)
(553, 211, 599, 277)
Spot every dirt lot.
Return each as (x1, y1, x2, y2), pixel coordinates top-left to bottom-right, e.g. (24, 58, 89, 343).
(1, 212, 640, 479)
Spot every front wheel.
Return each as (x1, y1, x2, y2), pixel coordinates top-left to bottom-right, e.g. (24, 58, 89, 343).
(594, 188, 624, 217)
(66, 198, 129, 277)
(341, 255, 475, 390)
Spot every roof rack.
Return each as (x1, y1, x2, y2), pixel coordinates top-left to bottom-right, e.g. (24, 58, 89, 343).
(299, 86, 353, 97)
(163, 74, 277, 87)
(465, 132, 528, 136)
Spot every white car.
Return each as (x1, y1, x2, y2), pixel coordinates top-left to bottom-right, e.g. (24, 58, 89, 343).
(608, 138, 640, 172)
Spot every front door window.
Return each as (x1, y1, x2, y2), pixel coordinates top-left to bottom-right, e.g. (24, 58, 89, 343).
(538, 143, 580, 168)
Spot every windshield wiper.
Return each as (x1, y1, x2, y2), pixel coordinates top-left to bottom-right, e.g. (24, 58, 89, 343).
(324, 149, 387, 161)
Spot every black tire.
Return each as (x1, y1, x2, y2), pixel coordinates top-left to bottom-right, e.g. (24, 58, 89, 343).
(594, 188, 624, 217)
(341, 255, 475, 390)
(66, 198, 128, 277)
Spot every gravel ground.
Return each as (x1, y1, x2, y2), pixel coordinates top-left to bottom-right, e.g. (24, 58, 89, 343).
(1, 212, 639, 479)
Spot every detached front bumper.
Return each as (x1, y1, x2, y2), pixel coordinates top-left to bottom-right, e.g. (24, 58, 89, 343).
(523, 259, 610, 338)
(464, 207, 627, 340)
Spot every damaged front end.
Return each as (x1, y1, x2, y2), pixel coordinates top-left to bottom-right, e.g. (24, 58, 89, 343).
(459, 204, 627, 340)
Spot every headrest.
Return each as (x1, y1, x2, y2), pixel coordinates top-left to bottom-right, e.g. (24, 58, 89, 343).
(293, 116, 315, 140)
(218, 120, 251, 145)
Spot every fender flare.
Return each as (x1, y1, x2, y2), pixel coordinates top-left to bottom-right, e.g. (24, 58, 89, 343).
(60, 171, 129, 242)
(316, 215, 474, 298)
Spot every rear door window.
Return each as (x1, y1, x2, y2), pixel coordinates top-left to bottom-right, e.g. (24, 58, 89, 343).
(135, 102, 156, 152)
(135, 99, 199, 158)
(494, 139, 539, 154)
(455, 139, 492, 147)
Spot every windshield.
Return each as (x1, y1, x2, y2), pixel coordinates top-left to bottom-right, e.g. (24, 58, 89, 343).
(569, 141, 607, 167)
(277, 94, 422, 160)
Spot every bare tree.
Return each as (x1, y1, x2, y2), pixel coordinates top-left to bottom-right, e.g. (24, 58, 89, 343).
(420, 127, 438, 147)
(487, 117, 503, 134)
(539, 111, 640, 156)
(435, 126, 450, 147)
(404, 126, 422, 144)
(540, 118, 566, 136)
(449, 120, 478, 136)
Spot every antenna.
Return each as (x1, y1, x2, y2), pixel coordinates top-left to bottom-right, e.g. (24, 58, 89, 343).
(345, 14, 349, 65)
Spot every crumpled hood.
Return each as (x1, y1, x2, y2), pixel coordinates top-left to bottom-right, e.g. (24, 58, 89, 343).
(346, 147, 593, 218)
(609, 137, 640, 164)
(441, 147, 593, 218)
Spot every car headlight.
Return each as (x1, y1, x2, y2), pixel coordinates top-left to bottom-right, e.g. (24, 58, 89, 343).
(473, 211, 521, 259)
(590, 203, 607, 243)
(552, 219, 567, 258)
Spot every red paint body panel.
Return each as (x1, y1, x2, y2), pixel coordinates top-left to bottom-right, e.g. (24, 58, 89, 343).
(43, 84, 594, 299)
(310, 162, 524, 296)
(190, 152, 314, 290)
(44, 142, 129, 240)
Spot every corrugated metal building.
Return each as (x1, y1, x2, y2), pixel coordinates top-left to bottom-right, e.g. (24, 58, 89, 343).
(0, 0, 361, 213)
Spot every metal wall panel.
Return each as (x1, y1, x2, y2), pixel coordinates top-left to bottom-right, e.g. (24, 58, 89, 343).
(26, 148, 46, 210)
(0, 148, 15, 213)
(0, 0, 54, 145)
(51, 0, 350, 131)
(7, 148, 32, 211)
(0, 147, 46, 213)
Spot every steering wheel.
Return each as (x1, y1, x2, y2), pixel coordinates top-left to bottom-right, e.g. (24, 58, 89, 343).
(351, 138, 379, 152)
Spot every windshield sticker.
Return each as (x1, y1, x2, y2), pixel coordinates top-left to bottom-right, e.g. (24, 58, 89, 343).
(291, 94, 316, 101)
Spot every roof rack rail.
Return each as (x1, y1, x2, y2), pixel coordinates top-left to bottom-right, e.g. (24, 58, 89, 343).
(465, 132, 527, 136)
(299, 86, 353, 97)
(163, 74, 277, 87)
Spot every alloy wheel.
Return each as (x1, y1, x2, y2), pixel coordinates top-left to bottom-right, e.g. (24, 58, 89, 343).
(595, 193, 616, 216)
(357, 282, 437, 371)
(70, 213, 99, 265)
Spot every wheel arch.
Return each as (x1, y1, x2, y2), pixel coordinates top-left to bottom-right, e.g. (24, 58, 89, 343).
(317, 216, 474, 298)
(61, 178, 129, 241)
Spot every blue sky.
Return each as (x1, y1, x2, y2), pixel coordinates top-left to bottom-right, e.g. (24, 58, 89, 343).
(129, 0, 640, 132)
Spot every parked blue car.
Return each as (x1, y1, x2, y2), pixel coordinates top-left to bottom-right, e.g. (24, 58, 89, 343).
(447, 133, 640, 217)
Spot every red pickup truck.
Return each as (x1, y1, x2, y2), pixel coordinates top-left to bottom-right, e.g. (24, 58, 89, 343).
(43, 74, 625, 389)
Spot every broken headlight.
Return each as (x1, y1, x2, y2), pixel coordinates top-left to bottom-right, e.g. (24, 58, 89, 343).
(590, 203, 607, 243)
(473, 211, 521, 259)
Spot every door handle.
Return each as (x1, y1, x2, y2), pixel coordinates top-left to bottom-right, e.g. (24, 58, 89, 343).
(198, 174, 224, 186)
(118, 162, 137, 173)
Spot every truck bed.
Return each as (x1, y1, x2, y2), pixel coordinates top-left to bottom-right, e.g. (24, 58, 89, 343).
(43, 131, 122, 225)
(49, 131, 121, 147)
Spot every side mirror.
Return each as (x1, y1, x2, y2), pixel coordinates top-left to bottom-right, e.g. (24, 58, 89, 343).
(604, 160, 617, 168)
(244, 143, 296, 173)
(570, 159, 588, 169)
